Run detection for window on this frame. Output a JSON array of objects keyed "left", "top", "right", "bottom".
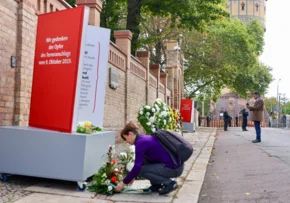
[
  {"left": 256, "top": 3, "right": 259, "bottom": 12},
  {"left": 241, "top": 2, "right": 245, "bottom": 11}
]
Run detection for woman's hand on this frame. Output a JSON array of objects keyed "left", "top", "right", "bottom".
[{"left": 115, "top": 181, "right": 125, "bottom": 192}]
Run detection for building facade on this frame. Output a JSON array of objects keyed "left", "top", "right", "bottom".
[{"left": 228, "top": 0, "right": 267, "bottom": 29}]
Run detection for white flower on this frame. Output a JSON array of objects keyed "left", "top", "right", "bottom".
[
  {"left": 78, "top": 121, "right": 85, "bottom": 126},
  {"left": 145, "top": 105, "right": 151, "bottom": 109},
  {"left": 161, "top": 111, "right": 167, "bottom": 117},
  {"left": 126, "top": 162, "right": 134, "bottom": 172},
  {"left": 155, "top": 98, "right": 162, "bottom": 104},
  {"left": 120, "top": 152, "right": 127, "bottom": 159},
  {"left": 164, "top": 120, "right": 167, "bottom": 125},
  {"left": 152, "top": 128, "right": 156, "bottom": 132},
  {"left": 146, "top": 122, "right": 152, "bottom": 126},
  {"left": 152, "top": 108, "right": 156, "bottom": 112},
  {"left": 169, "top": 117, "right": 172, "bottom": 121},
  {"left": 149, "top": 117, "right": 155, "bottom": 123},
  {"left": 139, "top": 111, "right": 143, "bottom": 115},
  {"left": 108, "top": 186, "right": 113, "bottom": 191},
  {"left": 114, "top": 168, "right": 119, "bottom": 172},
  {"left": 155, "top": 104, "right": 160, "bottom": 112},
  {"left": 102, "top": 173, "right": 107, "bottom": 178},
  {"left": 105, "top": 179, "right": 110, "bottom": 185},
  {"left": 146, "top": 112, "right": 150, "bottom": 116},
  {"left": 129, "top": 145, "right": 135, "bottom": 153}
]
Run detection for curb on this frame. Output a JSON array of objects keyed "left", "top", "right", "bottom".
[{"left": 172, "top": 129, "right": 217, "bottom": 203}]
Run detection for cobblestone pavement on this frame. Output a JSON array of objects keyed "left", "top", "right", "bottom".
[{"left": 0, "top": 176, "right": 39, "bottom": 203}]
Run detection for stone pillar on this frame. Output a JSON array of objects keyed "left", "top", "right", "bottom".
[
  {"left": 76, "top": 0, "right": 102, "bottom": 27},
  {"left": 14, "top": 0, "right": 38, "bottom": 126},
  {"left": 166, "top": 67, "right": 175, "bottom": 108},
  {"left": 150, "top": 64, "right": 160, "bottom": 99},
  {"left": 136, "top": 51, "right": 150, "bottom": 104},
  {"left": 160, "top": 72, "right": 167, "bottom": 103},
  {"left": 114, "top": 30, "right": 132, "bottom": 123}
]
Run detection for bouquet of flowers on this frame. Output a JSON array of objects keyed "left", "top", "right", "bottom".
[
  {"left": 88, "top": 145, "right": 123, "bottom": 195},
  {"left": 76, "top": 121, "right": 102, "bottom": 134},
  {"left": 169, "top": 107, "right": 182, "bottom": 132},
  {"left": 117, "top": 146, "right": 135, "bottom": 177},
  {"left": 137, "top": 98, "right": 181, "bottom": 134}
]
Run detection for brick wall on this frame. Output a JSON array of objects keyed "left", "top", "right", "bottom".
[
  {"left": 0, "top": 0, "right": 18, "bottom": 126},
  {"left": 14, "top": 1, "right": 38, "bottom": 126},
  {"left": 103, "top": 64, "right": 126, "bottom": 129},
  {"left": 128, "top": 74, "right": 146, "bottom": 123},
  {"left": 148, "top": 85, "right": 157, "bottom": 104}
]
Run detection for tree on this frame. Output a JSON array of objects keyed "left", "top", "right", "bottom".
[
  {"left": 100, "top": 0, "right": 127, "bottom": 41},
  {"left": 126, "top": 0, "right": 229, "bottom": 54},
  {"left": 264, "top": 97, "right": 277, "bottom": 118},
  {"left": 195, "top": 95, "right": 212, "bottom": 117},
  {"left": 65, "top": 0, "right": 75, "bottom": 7},
  {"left": 282, "top": 102, "right": 290, "bottom": 115},
  {"left": 183, "top": 18, "right": 273, "bottom": 99},
  {"left": 138, "top": 14, "right": 182, "bottom": 65}
]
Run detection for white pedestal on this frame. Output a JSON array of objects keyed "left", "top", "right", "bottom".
[
  {"left": 0, "top": 126, "right": 114, "bottom": 183},
  {"left": 182, "top": 122, "right": 195, "bottom": 132}
]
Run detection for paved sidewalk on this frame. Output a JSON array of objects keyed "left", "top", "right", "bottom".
[
  {"left": 0, "top": 128, "right": 216, "bottom": 203},
  {"left": 199, "top": 128, "right": 290, "bottom": 203}
]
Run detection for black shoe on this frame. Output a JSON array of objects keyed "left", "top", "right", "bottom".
[
  {"left": 143, "top": 184, "right": 162, "bottom": 192},
  {"left": 252, "top": 140, "right": 261, "bottom": 143},
  {"left": 159, "top": 181, "right": 178, "bottom": 195},
  {"left": 245, "top": 129, "right": 248, "bottom": 131}
]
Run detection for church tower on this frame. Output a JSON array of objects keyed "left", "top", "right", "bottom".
[{"left": 228, "top": 0, "right": 267, "bottom": 30}]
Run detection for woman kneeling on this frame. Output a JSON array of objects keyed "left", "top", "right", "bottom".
[{"left": 115, "top": 122, "right": 184, "bottom": 195}]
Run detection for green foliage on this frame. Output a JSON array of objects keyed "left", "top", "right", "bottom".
[
  {"left": 126, "top": 0, "right": 229, "bottom": 54},
  {"left": 100, "top": 0, "right": 127, "bottom": 41},
  {"left": 65, "top": 0, "right": 75, "bottom": 7},
  {"left": 195, "top": 95, "right": 212, "bottom": 116},
  {"left": 183, "top": 18, "right": 273, "bottom": 99},
  {"left": 282, "top": 102, "right": 290, "bottom": 115},
  {"left": 264, "top": 97, "right": 277, "bottom": 118}
]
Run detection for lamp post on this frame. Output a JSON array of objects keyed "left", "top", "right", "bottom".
[
  {"left": 277, "top": 79, "right": 281, "bottom": 127},
  {"left": 277, "top": 79, "right": 281, "bottom": 119}
]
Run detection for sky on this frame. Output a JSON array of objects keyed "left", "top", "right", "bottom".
[{"left": 259, "top": 0, "right": 290, "bottom": 99}]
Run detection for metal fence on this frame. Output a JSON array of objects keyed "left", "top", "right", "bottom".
[
  {"left": 269, "top": 119, "right": 290, "bottom": 129},
  {"left": 201, "top": 119, "right": 290, "bottom": 129}
]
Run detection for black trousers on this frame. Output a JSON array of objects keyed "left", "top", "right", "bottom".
[
  {"left": 242, "top": 118, "right": 247, "bottom": 130},
  {"left": 224, "top": 120, "right": 228, "bottom": 131}
]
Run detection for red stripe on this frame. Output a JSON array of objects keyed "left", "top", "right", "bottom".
[{"left": 93, "top": 42, "right": 101, "bottom": 113}]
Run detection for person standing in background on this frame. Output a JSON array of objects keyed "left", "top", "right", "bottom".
[
  {"left": 241, "top": 107, "right": 248, "bottom": 131},
  {"left": 223, "top": 109, "right": 230, "bottom": 131},
  {"left": 235, "top": 114, "right": 239, "bottom": 127},
  {"left": 247, "top": 92, "right": 264, "bottom": 143}
]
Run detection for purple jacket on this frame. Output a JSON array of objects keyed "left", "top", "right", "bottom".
[{"left": 123, "top": 135, "right": 176, "bottom": 184}]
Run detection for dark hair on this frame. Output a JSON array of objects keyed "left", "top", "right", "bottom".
[
  {"left": 120, "top": 122, "right": 139, "bottom": 140},
  {"left": 254, "top": 92, "right": 260, "bottom": 96}
]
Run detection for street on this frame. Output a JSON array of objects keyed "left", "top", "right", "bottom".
[{"left": 199, "top": 127, "right": 290, "bottom": 203}]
